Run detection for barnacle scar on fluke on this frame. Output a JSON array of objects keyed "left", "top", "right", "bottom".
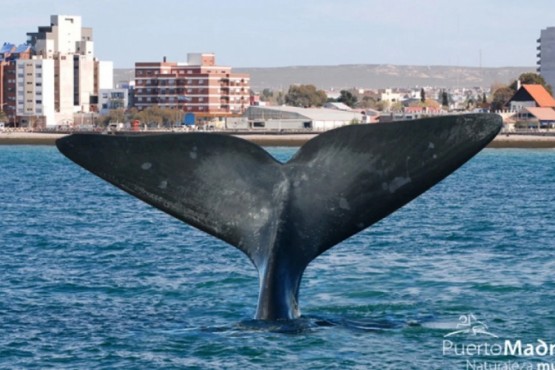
[{"left": 56, "top": 114, "right": 502, "bottom": 320}]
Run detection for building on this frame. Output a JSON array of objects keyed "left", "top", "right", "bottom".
[
  {"left": 0, "top": 43, "right": 32, "bottom": 125},
  {"left": 323, "top": 102, "right": 352, "bottom": 111},
  {"left": 505, "top": 84, "right": 555, "bottom": 131},
  {"left": 513, "top": 107, "right": 555, "bottom": 129},
  {"left": 380, "top": 89, "right": 403, "bottom": 104},
  {"left": 16, "top": 58, "right": 55, "bottom": 127},
  {"left": 26, "top": 15, "right": 114, "bottom": 119},
  {"left": 237, "top": 105, "right": 364, "bottom": 130},
  {"left": 98, "top": 88, "right": 129, "bottom": 115},
  {"left": 134, "top": 53, "right": 250, "bottom": 119},
  {"left": 538, "top": 27, "right": 555, "bottom": 90},
  {"left": 1, "top": 15, "right": 113, "bottom": 128},
  {"left": 508, "top": 84, "right": 555, "bottom": 111}
]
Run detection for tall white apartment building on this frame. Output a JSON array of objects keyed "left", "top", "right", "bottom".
[
  {"left": 16, "top": 15, "right": 113, "bottom": 127},
  {"left": 538, "top": 27, "right": 555, "bottom": 90}
]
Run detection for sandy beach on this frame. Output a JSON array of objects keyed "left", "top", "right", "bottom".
[{"left": 1, "top": 131, "right": 555, "bottom": 148}]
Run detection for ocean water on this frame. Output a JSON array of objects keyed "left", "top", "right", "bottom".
[{"left": 0, "top": 145, "right": 554, "bottom": 369}]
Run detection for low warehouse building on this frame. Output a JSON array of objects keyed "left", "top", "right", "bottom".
[{"left": 234, "top": 106, "right": 365, "bottom": 131}]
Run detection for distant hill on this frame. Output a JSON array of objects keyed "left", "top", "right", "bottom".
[{"left": 114, "top": 64, "right": 535, "bottom": 91}]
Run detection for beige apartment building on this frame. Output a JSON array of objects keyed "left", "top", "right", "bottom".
[
  {"left": 15, "top": 58, "right": 55, "bottom": 126},
  {"left": 134, "top": 53, "right": 250, "bottom": 118}
]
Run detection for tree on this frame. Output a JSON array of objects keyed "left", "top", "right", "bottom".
[
  {"left": 509, "top": 72, "right": 552, "bottom": 94},
  {"left": 491, "top": 86, "right": 514, "bottom": 111},
  {"left": 375, "top": 100, "right": 389, "bottom": 112},
  {"left": 98, "top": 108, "right": 126, "bottom": 127},
  {"left": 420, "top": 88, "right": 426, "bottom": 103},
  {"left": 337, "top": 90, "right": 358, "bottom": 108},
  {"left": 390, "top": 101, "right": 404, "bottom": 112},
  {"left": 284, "top": 84, "right": 327, "bottom": 107},
  {"left": 0, "top": 111, "right": 7, "bottom": 122},
  {"left": 260, "top": 88, "right": 274, "bottom": 102},
  {"left": 441, "top": 90, "right": 449, "bottom": 108},
  {"left": 358, "top": 95, "right": 378, "bottom": 109}
]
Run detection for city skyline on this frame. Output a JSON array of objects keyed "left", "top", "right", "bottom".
[{"left": 1, "top": 0, "right": 555, "bottom": 69}]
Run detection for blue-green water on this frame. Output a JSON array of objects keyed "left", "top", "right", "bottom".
[{"left": 0, "top": 146, "right": 554, "bottom": 369}]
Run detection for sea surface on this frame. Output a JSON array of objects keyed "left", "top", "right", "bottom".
[{"left": 0, "top": 145, "right": 554, "bottom": 369}]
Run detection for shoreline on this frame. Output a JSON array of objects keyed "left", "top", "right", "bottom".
[{"left": 1, "top": 131, "right": 555, "bottom": 148}]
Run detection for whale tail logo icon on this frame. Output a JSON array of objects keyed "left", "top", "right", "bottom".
[{"left": 444, "top": 314, "right": 499, "bottom": 338}]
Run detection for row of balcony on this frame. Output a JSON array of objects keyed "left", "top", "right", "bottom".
[
  {"left": 135, "top": 89, "right": 248, "bottom": 95},
  {"left": 134, "top": 79, "right": 249, "bottom": 87}
]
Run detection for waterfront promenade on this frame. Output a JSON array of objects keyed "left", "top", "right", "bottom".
[{"left": 1, "top": 130, "right": 555, "bottom": 148}]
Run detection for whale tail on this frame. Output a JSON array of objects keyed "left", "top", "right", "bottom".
[{"left": 56, "top": 113, "right": 502, "bottom": 320}]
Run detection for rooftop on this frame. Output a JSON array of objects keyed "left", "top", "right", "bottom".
[{"left": 521, "top": 84, "right": 555, "bottom": 107}]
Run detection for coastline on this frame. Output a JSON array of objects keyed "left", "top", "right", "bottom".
[{"left": 1, "top": 131, "right": 555, "bottom": 148}]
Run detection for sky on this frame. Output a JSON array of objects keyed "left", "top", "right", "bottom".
[{"left": 1, "top": 0, "right": 554, "bottom": 69}]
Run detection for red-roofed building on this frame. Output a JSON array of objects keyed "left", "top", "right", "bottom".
[
  {"left": 515, "top": 107, "right": 555, "bottom": 129},
  {"left": 508, "top": 84, "right": 555, "bottom": 111}
]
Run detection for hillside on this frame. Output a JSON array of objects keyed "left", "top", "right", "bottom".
[{"left": 114, "top": 64, "right": 534, "bottom": 91}]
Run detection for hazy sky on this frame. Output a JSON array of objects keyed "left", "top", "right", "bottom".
[{"left": 1, "top": 0, "right": 554, "bottom": 68}]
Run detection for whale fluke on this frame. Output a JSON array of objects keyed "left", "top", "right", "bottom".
[{"left": 56, "top": 114, "right": 502, "bottom": 320}]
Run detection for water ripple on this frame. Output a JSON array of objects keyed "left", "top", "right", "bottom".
[{"left": 0, "top": 146, "right": 554, "bottom": 368}]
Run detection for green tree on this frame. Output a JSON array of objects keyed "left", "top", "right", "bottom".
[
  {"left": 99, "top": 108, "right": 126, "bottom": 127},
  {"left": 491, "top": 86, "right": 514, "bottom": 111},
  {"left": 284, "top": 84, "right": 327, "bottom": 107},
  {"left": 260, "top": 88, "right": 274, "bottom": 101},
  {"left": 420, "top": 88, "right": 426, "bottom": 103},
  {"left": 337, "top": 90, "right": 358, "bottom": 108},
  {"left": 275, "top": 91, "right": 285, "bottom": 105},
  {"left": 441, "top": 90, "right": 449, "bottom": 108},
  {"left": 358, "top": 95, "right": 378, "bottom": 109},
  {"left": 391, "top": 101, "right": 404, "bottom": 112},
  {"left": 509, "top": 72, "right": 553, "bottom": 94},
  {"left": 375, "top": 100, "right": 389, "bottom": 112}
]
